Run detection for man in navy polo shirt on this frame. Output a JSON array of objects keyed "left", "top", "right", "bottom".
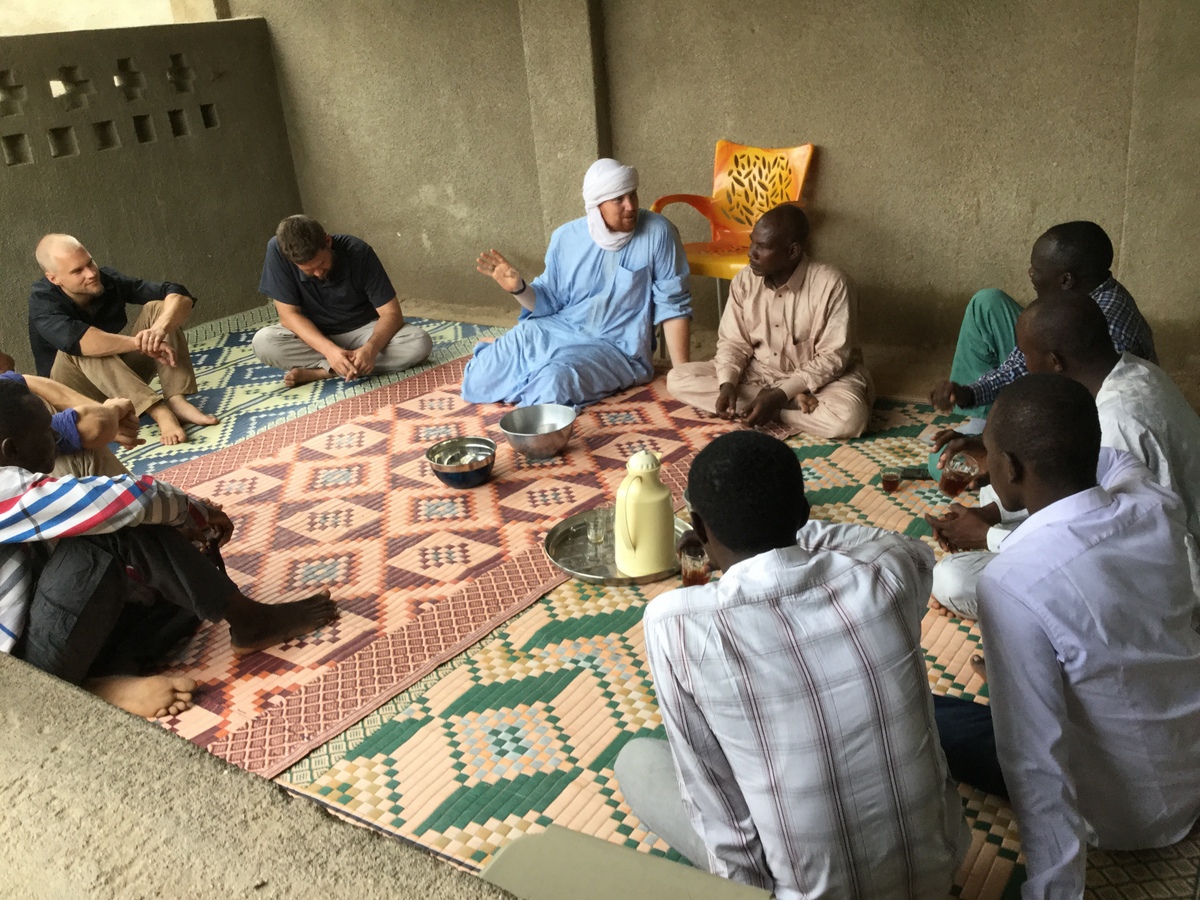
[
  {"left": 27, "top": 234, "right": 218, "bottom": 447},
  {"left": 252, "top": 216, "right": 432, "bottom": 387}
]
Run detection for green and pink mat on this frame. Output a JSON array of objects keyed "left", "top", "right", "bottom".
[{"left": 129, "top": 312, "right": 1199, "bottom": 899}]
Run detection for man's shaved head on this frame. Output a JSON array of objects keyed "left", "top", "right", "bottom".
[
  {"left": 1039, "top": 221, "right": 1114, "bottom": 277},
  {"left": 1018, "top": 293, "right": 1116, "bottom": 370},
  {"left": 756, "top": 203, "right": 810, "bottom": 246},
  {"left": 988, "top": 373, "right": 1101, "bottom": 491},
  {"left": 35, "top": 233, "right": 85, "bottom": 274}
]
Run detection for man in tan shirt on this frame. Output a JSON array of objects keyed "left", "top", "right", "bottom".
[{"left": 667, "top": 204, "right": 873, "bottom": 439}]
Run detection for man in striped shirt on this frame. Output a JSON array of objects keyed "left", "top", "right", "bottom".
[
  {"left": 928, "top": 220, "right": 1156, "bottom": 418},
  {"left": 0, "top": 379, "right": 337, "bottom": 718},
  {"left": 616, "top": 431, "right": 966, "bottom": 899}
]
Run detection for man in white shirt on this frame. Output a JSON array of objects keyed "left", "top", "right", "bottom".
[
  {"left": 615, "top": 430, "right": 966, "bottom": 899},
  {"left": 927, "top": 292, "right": 1200, "bottom": 618},
  {"left": 936, "top": 374, "right": 1200, "bottom": 898}
]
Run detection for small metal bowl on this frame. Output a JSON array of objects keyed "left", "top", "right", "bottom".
[
  {"left": 425, "top": 437, "right": 497, "bottom": 489},
  {"left": 498, "top": 404, "right": 576, "bottom": 459}
]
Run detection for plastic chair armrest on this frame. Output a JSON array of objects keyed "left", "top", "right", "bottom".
[{"left": 650, "top": 194, "right": 719, "bottom": 240}]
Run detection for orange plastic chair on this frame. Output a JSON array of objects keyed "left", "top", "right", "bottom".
[{"left": 651, "top": 140, "right": 814, "bottom": 316}]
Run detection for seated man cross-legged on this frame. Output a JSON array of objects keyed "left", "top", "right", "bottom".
[
  {"left": 667, "top": 203, "right": 873, "bottom": 438},
  {"left": 253, "top": 215, "right": 433, "bottom": 387},
  {"left": 934, "top": 375, "right": 1200, "bottom": 898},
  {"left": 28, "top": 234, "right": 219, "bottom": 446},
  {"left": 928, "top": 219, "right": 1156, "bottom": 420},
  {"left": 462, "top": 157, "right": 692, "bottom": 407},
  {"left": 616, "top": 430, "right": 967, "bottom": 899},
  {"left": 0, "top": 380, "right": 338, "bottom": 719}
]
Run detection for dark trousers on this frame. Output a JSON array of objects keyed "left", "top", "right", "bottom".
[
  {"left": 933, "top": 694, "right": 1009, "bottom": 799},
  {"left": 16, "top": 525, "right": 236, "bottom": 685}
]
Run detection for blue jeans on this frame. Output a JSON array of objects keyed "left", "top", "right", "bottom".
[{"left": 933, "top": 694, "right": 1008, "bottom": 799}]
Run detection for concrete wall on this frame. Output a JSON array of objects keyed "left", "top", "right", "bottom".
[
  {"left": 227, "top": 0, "right": 550, "bottom": 320},
  {"left": 0, "top": 19, "right": 301, "bottom": 373}
]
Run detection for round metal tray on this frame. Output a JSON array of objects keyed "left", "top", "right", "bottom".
[{"left": 544, "top": 507, "right": 688, "bottom": 585}]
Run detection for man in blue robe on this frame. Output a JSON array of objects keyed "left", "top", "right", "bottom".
[{"left": 462, "top": 158, "right": 692, "bottom": 407}]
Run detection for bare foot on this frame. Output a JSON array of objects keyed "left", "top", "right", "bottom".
[
  {"left": 228, "top": 589, "right": 339, "bottom": 656},
  {"left": 167, "top": 395, "right": 220, "bottom": 426},
  {"left": 147, "top": 402, "right": 187, "bottom": 446},
  {"left": 930, "top": 599, "right": 954, "bottom": 618},
  {"left": 283, "top": 367, "right": 336, "bottom": 388},
  {"left": 85, "top": 674, "right": 197, "bottom": 718},
  {"left": 969, "top": 653, "right": 987, "bottom": 680}
]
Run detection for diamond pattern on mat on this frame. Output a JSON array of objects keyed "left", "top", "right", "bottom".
[{"left": 152, "top": 364, "right": 781, "bottom": 777}]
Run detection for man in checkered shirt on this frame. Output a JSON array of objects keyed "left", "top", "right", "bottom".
[
  {"left": 616, "top": 431, "right": 967, "bottom": 899},
  {"left": 929, "top": 221, "right": 1156, "bottom": 418}
]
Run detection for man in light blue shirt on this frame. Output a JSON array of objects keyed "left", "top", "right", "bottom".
[
  {"left": 937, "top": 374, "right": 1200, "bottom": 898},
  {"left": 463, "top": 158, "right": 692, "bottom": 407}
]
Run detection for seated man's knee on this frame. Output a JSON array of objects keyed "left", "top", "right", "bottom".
[
  {"left": 966, "top": 288, "right": 1018, "bottom": 317},
  {"left": 931, "top": 557, "right": 982, "bottom": 619},
  {"left": 251, "top": 326, "right": 287, "bottom": 366}
]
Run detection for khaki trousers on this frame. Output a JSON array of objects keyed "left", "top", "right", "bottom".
[
  {"left": 50, "top": 301, "right": 197, "bottom": 415},
  {"left": 666, "top": 360, "right": 874, "bottom": 440}
]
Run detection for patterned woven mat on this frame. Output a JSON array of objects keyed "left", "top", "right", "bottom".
[
  {"left": 289, "top": 399, "right": 1200, "bottom": 899},
  {"left": 117, "top": 307, "right": 507, "bottom": 475},
  {"left": 150, "top": 361, "right": 782, "bottom": 777}
]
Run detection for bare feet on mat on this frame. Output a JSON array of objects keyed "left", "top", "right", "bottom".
[
  {"left": 85, "top": 674, "right": 197, "bottom": 718},
  {"left": 283, "top": 367, "right": 336, "bottom": 388},
  {"left": 167, "top": 395, "right": 220, "bottom": 426},
  {"left": 147, "top": 402, "right": 188, "bottom": 446},
  {"left": 227, "top": 588, "right": 339, "bottom": 656},
  {"left": 930, "top": 599, "right": 955, "bottom": 618}
]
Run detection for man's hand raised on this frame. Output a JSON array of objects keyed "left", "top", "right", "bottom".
[
  {"left": 476, "top": 249, "right": 523, "bottom": 293},
  {"left": 744, "top": 387, "right": 788, "bottom": 428}
]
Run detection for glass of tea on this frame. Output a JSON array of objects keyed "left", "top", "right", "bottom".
[
  {"left": 679, "top": 546, "right": 711, "bottom": 587},
  {"left": 880, "top": 466, "right": 902, "bottom": 493},
  {"left": 940, "top": 453, "right": 980, "bottom": 497}
]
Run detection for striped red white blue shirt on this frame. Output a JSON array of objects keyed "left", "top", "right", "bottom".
[{"left": 0, "top": 466, "right": 203, "bottom": 652}]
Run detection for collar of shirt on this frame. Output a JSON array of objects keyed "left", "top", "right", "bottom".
[
  {"left": 1088, "top": 276, "right": 1117, "bottom": 300},
  {"left": 999, "top": 485, "right": 1114, "bottom": 555},
  {"left": 297, "top": 249, "right": 347, "bottom": 286},
  {"left": 769, "top": 255, "right": 810, "bottom": 296}
]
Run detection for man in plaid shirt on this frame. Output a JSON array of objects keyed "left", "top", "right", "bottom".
[
  {"left": 929, "top": 221, "right": 1155, "bottom": 417},
  {"left": 0, "top": 379, "right": 337, "bottom": 719},
  {"left": 616, "top": 431, "right": 967, "bottom": 899}
]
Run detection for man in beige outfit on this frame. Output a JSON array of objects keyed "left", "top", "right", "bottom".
[
  {"left": 28, "top": 234, "right": 218, "bottom": 446},
  {"left": 667, "top": 204, "right": 872, "bottom": 439}
]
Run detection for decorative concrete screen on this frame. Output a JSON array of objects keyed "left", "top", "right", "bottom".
[{"left": 0, "top": 19, "right": 302, "bottom": 370}]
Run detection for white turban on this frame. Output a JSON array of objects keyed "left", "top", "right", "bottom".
[{"left": 582, "top": 158, "right": 639, "bottom": 251}]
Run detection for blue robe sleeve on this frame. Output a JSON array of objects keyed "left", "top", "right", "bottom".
[
  {"left": 523, "top": 229, "right": 569, "bottom": 321},
  {"left": 649, "top": 219, "right": 692, "bottom": 326}
]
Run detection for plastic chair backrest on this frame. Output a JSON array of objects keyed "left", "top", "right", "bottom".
[{"left": 709, "top": 140, "right": 814, "bottom": 243}]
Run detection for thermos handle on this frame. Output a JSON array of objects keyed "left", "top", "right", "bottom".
[{"left": 622, "top": 474, "right": 642, "bottom": 550}]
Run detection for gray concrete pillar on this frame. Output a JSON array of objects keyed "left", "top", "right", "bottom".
[{"left": 518, "top": 0, "right": 611, "bottom": 240}]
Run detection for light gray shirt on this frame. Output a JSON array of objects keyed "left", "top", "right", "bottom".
[
  {"left": 644, "top": 521, "right": 966, "bottom": 900},
  {"left": 979, "top": 473, "right": 1200, "bottom": 898}
]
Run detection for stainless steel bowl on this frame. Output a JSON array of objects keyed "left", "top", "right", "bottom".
[
  {"left": 425, "top": 437, "right": 497, "bottom": 488},
  {"left": 498, "top": 404, "right": 576, "bottom": 459}
]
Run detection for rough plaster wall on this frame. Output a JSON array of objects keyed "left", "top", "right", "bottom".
[
  {"left": 0, "top": 1, "right": 176, "bottom": 36},
  {"left": 603, "top": 0, "right": 1142, "bottom": 337},
  {"left": 227, "top": 0, "right": 548, "bottom": 315},
  {"left": 1119, "top": 3, "right": 1200, "bottom": 397},
  {"left": 0, "top": 20, "right": 303, "bottom": 373}
]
